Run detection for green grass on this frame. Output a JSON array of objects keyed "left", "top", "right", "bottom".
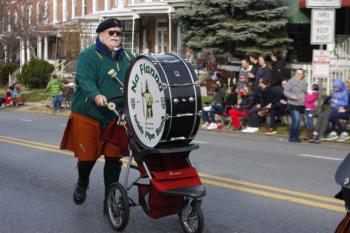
[{"left": 21, "top": 89, "right": 50, "bottom": 102}]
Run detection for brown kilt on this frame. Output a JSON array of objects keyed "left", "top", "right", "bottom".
[
  {"left": 60, "top": 112, "right": 123, "bottom": 161},
  {"left": 335, "top": 213, "right": 350, "bottom": 233}
]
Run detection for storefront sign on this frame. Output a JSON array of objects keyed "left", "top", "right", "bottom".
[{"left": 306, "top": 0, "right": 341, "bottom": 8}]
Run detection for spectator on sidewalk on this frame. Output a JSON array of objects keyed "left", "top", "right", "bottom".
[
  {"left": 201, "top": 81, "right": 225, "bottom": 130},
  {"left": 322, "top": 80, "right": 350, "bottom": 142},
  {"left": 237, "top": 59, "right": 252, "bottom": 93},
  {"left": 229, "top": 83, "right": 256, "bottom": 130},
  {"left": 242, "top": 77, "right": 274, "bottom": 133},
  {"left": 284, "top": 68, "right": 307, "bottom": 142},
  {"left": 253, "top": 56, "right": 271, "bottom": 92},
  {"left": 248, "top": 53, "right": 260, "bottom": 84},
  {"left": 45, "top": 75, "right": 64, "bottom": 113},
  {"left": 265, "top": 79, "right": 288, "bottom": 135},
  {"left": 304, "top": 83, "right": 320, "bottom": 140},
  {"left": 270, "top": 51, "right": 286, "bottom": 87},
  {"left": 310, "top": 79, "right": 348, "bottom": 143}
]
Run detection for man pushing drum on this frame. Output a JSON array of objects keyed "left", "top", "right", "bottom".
[{"left": 60, "top": 18, "right": 134, "bottom": 213}]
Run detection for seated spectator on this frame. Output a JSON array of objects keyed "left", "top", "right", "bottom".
[
  {"left": 242, "top": 77, "right": 275, "bottom": 133},
  {"left": 326, "top": 106, "right": 350, "bottom": 142},
  {"left": 201, "top": 81, "right": 225, "bottom": 130},
  {"left": 310, "top": 79, "right": 349, "bottom": 143},
  {"left": 265, "top": 79, "right": 288, "bottom": 135},
  {"left": 5, "top": 91, "right": 12, "bottom": 106},
  {"left": 324, "top": 80, "right": 350, "bottom": 142},
  {"left": 223, "top": 86, "right": 238, "bottom": 110},
  {"left": 304, "top": 83, "right": 320, "bottom": 140},
  {"left": 229, "top": 83, "right": 256, "bottom": 130}
]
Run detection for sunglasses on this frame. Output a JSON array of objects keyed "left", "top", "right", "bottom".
[{"left": 107, "top": 30, "right": 122, "bottom": 37}]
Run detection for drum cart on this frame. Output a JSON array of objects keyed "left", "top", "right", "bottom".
[{"left": 105, "top": 131, "right": 206, "bottom": 233}]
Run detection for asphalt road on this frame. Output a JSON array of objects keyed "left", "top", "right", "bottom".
[{"left": 0, "top": 110, "right": 348, "bottom": 233}]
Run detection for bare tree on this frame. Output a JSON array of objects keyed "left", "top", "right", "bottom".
[{"left": 0, "top": 0, "right": 47, "bottom": 63}]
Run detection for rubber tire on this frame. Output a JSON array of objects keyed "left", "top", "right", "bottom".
[
  {"left": 106, "top": 182, "right": 130, "bottom": 231},
  {"left": 179, "top": 201, "right": 204, "bottom": 233}
]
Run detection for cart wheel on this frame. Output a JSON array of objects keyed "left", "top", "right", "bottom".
[
  {"left": 179, "top": 201, "right": 204, "bottom": 233},
  {"left": 106, "top": 182, "right": 129, "bottom": 231}
]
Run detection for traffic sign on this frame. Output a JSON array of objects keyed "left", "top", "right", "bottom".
[
  {"left": 306, "top": 0, "right": 341, "bottom": 8},
  {"left": 312, "top": 49, "right": 331, "bottom": 79},
  {"left": 311, "top": 9, "right": 335, "bottom": 45}
]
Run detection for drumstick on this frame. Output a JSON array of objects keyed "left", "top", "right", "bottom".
[{"left": 106, "top": 102, "right": 119, "bottom": 117}]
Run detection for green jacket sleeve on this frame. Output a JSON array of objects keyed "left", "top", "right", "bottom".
[{"left": 76, "top": 52, "right": 101, "bottom": 101}]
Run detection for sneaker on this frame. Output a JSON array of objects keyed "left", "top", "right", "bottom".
[
  {"left": 246, "top": 127, "right": 259, "bottom": 133},
  {"left": 73, "top": 183, "right": 88, "bottom": 205},
  {"left": 241, "top": 127, "right": 251, "bottom": 133},
  {"left": 337, "top": 132, "right": 350, "bottom": 142},
  {"left": 266, "top": 128, "right": 277, "bottom": 135},
  {"left": 207, "top": 123, "right": 217, "bottom": 130},
  {"left": 324, "top": 131, "right": 339, "bottom": 141},
  {"left": 201, "top": 122, "right": 210, "bottom": 128},
  {"left": 309, "top": 135, "right": 321, "bottom": 143}
]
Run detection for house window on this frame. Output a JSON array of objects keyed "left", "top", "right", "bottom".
[
  {"left": 155, "top": 20, "right": 168, "bottom": 53},
  {"left": 82, "top": 0, "right": 88, "bottom": 15}
]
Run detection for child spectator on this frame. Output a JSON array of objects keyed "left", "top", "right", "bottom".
[
  {"left": 304, "top": 83, "right": 320, "bottom": 140},
  {"left": 5, "top": 91, "right": 12, "bottom": 106},
  {"left": 45, "top": 75, "right": 64, "bottom": 113}
]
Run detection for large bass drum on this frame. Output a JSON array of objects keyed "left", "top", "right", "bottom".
[{"left": 125, "top": 54, "right": 201, "bottom": 148}]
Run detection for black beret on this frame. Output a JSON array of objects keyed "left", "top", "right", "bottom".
[{"left": 96, "top": 18, "right": 122, "bottom": 33}]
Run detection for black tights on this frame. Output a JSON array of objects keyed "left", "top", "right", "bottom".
[{"left": 77, "top": 157, "right": 122, "bottom": 199}]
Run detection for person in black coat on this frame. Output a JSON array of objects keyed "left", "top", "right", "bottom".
[{"left": 270, "top": 51, "right": 286, "bottom": 87}]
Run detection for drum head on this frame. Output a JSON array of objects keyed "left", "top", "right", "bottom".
[{"left": 125, "top": 56, "right": 166, "bottom": 148}]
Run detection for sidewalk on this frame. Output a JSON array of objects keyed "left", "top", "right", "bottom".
[
  {"left": 13, "top": 100, "right": 70, "bottom": 116},
  {"left": 12, "top": 100, "right": 350, "bottom": 145}
]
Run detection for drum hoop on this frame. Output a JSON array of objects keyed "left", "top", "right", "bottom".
[
  {"left": 171, "top": 53, "right": 200, "bottom": 139},
  {"left": 150, "top": 55, "right": 173, "bottom": 140}
]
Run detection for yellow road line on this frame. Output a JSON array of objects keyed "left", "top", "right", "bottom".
[
  {"left": 202, "top": 179, "right": 345, "bottom": 213},
  {"left": 0, "top": 135, "right": 345, "bottom": 213},
  {"left": 0, "top": 135, "right": 59, "bottom": 149},
  {"left": 199, "top": 173, "right": 343, "bottom": 205}
]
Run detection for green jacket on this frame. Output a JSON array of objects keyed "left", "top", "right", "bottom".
[
  {"left": 45, "top": 79, "right": 63, "bottom": 97},
  {"left": 71, "top": 44, "right": 134, "bottom": 128}
]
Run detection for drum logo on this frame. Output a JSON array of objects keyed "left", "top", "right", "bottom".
[
  {"left": 127, "top": 58, "right": 166, "bottom": 148},
  {"left": 174, "top": 70, "right": 181, "bottom": 77},
  {"left": 142, "top": 81, "right": 153, "bottom": 120}
]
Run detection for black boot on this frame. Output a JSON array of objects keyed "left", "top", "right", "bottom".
[
  {"left": 73, "top": 160, "right": 96, "bottom": 205},
  {"left": 103, "top": 157, "right": 122, "bottom": 214}
]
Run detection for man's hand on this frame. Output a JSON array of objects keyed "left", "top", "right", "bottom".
[{"left": 94, "top": 94, "right": 107, "bottom": 107}]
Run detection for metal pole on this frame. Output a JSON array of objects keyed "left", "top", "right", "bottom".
[
  {"left": 132, "top": 14, "right": 135, "bottom": 53},
  {"left": 168, "top": 11, "right": 172, "bottom": 53}
]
